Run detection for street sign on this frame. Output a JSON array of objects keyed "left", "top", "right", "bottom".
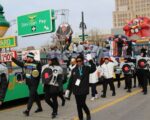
[
  {"left": 79, "top": 34, "right": 88, "bottom": 37},
  {"left": 17, "top": 9, "right": 55, "bottom": 36},
  {"left": 0, "top": 36, "right": 17, "bottom": 48},
  {"left": 79, "top": 34, "right": 88, "bottom": 40}
]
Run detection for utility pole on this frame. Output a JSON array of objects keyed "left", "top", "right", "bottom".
[
  {"left": 81, "top": 12, "right": 85, "bottom": 42},
  {"left": 79, "top": 11, "right": 86, "bottom": 42}
]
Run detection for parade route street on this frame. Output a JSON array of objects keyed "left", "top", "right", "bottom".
[{"left": 0, "top": 81, "right": 150, "bottom": 120}]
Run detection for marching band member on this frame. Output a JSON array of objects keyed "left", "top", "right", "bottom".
[
  {"left": 136, "top": 52, "right": 150, "bottom": 95},
  {"left": 12, "top": 52, "right": 42, "bottom": 116},
  {"left": 89, "top": 68, "right": 99, "bottom": 101},
  {"left": 120, "top": 57, "right": 135, "bottom": 92},
  {"left": 42, "top": 56, "right": 63, "bottom": 119},
  {"left": 114, "top": 58, "right": 122, "bottom": 88},
  {"left": 101, "top": 56, "right": 118, "bottom": 98}
]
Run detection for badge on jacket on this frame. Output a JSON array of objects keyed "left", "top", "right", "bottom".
[{"left": 75, "top": 79, "right": 81, "bottom": 86}]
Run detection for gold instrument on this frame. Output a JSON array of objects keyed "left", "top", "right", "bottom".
[{"left": 32, "top": 70, "right": 39, "bottom": 78}]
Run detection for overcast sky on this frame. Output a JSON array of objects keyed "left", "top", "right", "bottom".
[{"left": 0, "top": 0, "right": 115, "bottom": 49}]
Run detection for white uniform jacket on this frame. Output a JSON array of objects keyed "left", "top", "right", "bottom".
[{"left": 101, "top": 58, "right": 118, "bottom": 79}]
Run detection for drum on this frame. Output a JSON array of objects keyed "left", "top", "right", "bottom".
[
  {"left": 122, "top": 64, "right": 131, "bottom": 74},
  {"left": 138, "top": 59, "right": 147, "bottom": 69},
  {"left": 41, "top": 68, "right": 53, "bottom": 84}
]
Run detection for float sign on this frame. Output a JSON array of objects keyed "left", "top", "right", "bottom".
[
  {"left": 0, "top": 51, "right": 17, "bottom": 62},
  {"left": 0, "top": 36, "right": 17, "bottom": 48}
]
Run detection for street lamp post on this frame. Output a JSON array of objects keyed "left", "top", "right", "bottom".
[
  {"left": 79, "top": 11, "right": 86, "bottom": 42},
  {"left": 81, "top": 12, "right": 85, "bottom": 42}
]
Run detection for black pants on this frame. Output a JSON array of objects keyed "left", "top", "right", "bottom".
[
  {"left": 136, "top": 69, "right": 143, "bottom": 87},
  {"left": 118, "top": 47, "right": 122, "bottom": 57},
  {"left": 124, "top": 78, "right": 127, "bottom": 88},
  {"left": 90, "top": 83, "right": 98, "bottom": 97},
  {"left": 68, "top": 90, "right": 72, "bottom": 99},
  {"left": 133, "top": 71, "right": 137, "bottom": 87},
  {"left": 140, "top": 70, "right": 149, "bottom": 93},
  {"left": 58, "top": 91, "right": 65, "bottom": 102},
  {"left": 147, "top": 71, "right": 150, "bottom": 85},
  {"left": 27, "top": 85, "right": 42, "bottom": 111},
  {"left": 102, "top": 78, "right": 115, "bottom": 96},
  {"left": 115, "top": 74, "right": 121, "bottom": 88},
  {"left": 124, "top": 74, "right": 132, "bottom": 91},
  {"left": 44, "top": 85, "right": 58, "bottom": 114},
  {"left": 75, "top": 94, "right": 90, "bottom": 120}
]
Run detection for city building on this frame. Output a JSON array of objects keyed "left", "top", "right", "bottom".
[{"left": 113, "top": 0, "right": 150, "bottom": 29}]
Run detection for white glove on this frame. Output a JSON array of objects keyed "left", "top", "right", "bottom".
[
  {"left": 65, "top": 90, "right": 70, "bottom": 98},
  {"left": 86, "top": 54, "right": 92, "bottom": 61},
  {"left": 110, "top": 57, "right": 117, "bottom": 62}
]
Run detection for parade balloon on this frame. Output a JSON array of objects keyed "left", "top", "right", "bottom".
[
  {"left": 56, "top": 23, "right": 73, "bottom": 43},
  {"left": 123, "top": 16, "right": 150, "bottom": 37}
]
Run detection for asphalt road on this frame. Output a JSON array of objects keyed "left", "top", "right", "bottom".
[
  {"left": 91, "top": 90, "right": 150, "bottom": 120},
  {"left": 0, "top": 81, "right": 150, "bottom": 120}
]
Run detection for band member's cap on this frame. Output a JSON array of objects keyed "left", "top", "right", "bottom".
[{"left": 103, "top": 56, "right": 109, "bottom": 59}]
